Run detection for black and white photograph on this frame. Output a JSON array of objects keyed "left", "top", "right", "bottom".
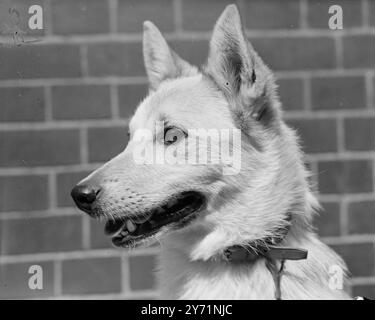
[{"left": 0, "top": 0, "right": 374, "bottom": 306}]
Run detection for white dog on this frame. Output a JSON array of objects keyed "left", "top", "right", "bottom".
[{"left": 72, "top": 4, "right": 350, "bottom": 299}]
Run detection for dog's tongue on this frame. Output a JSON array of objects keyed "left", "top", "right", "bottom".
[{"left": 104, "top": 220, "right": 125, "bottom": 236}]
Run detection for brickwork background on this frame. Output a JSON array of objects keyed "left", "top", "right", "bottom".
[{"left": 0, "top": 0, "right": 375, "bottom": 299}]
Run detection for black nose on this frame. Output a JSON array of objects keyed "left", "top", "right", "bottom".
[{"left": 71, "top": 184, "right": 100, "bottom": 214}]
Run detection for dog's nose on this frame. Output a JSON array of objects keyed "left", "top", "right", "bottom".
[{"left": 71, "top": 184, "right": 100, "bottom": 214}]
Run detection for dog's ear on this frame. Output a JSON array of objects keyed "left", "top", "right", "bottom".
[
  {"left": 206, "top": 5, "right": 278, "bottom": 125},
  {"left": 143, "top": 21, "right": 198, "bottom": 90}
]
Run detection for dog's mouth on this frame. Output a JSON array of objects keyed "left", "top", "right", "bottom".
[{"left": 104, "top": 191, "right": 206, "bottom": 247}]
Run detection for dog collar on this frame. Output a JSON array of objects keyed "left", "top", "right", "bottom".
[
  {"left": 223, "top": 213, "right": 306, "bottom": 263},
  {"left": 222, "top": 215, "right": 308, "bottom": 300},
  {"left": 224, "top": 243, "right": 307, "bottom": 300},
  {"left": 224, "top": 244, "right": 308, "bottom": 263}
]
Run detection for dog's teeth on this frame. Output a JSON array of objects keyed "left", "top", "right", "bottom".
[
  {"left": 110, "top": 221, "right": 126, "bottom": 237},
  {"left": 120, "top": 230, "right": 128, "bottom": 236},
  {"left": 133, "top": 214, "right": 151, "bottom": 224},
  {"left": 128, "top": 212, "right": 153, "bottom": 225},
  {"left": 126, "top": 220, "right": 137, "bottom": 233},
  {"left": 113, "top": 228, "right": 123, "bottom": 237}
]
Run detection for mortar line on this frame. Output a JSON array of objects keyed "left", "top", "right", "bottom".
[
  {"left": 336, "top": 116, "right": 345, "bottom": 153},
  {"left": 299, "top": 0, "right": 308, "bottom": 29},
  {"left": 322, "top": 235, "right": 375, "bottom": 245},
  {"left": 0, "top": 77, "right": 148, "bottom": 87},
  {"left": 173, "top": 0, "right": 183, "bottom": 33},
  {"left": 48, "top": 289, "right": 159, "bottom": 300},
  {"left": 319, "top": 193, "right": 375, "bottom": 202},
  {"left": 306, "top": 152, "right": 375, "bottom": 161},
  {"left": 48, "top": 172, "right": 57, "bottom": 210},
  {"left": 44, "top": 0, "right": 53, "bottom": 36},
  {"left": 79, "top": 45, "right": 89, "bottom": 78},
  {"left": 0, "top": 247, "right": 159, "bottom": 264},
  {"left": 350, "top": 276, "right": 375, "bottom": 285},
  {"left": 362, "top": 0, "right": 370, "bottom": 27},
  {"left": 340, "top": 198, "right": 349, "bottom": 236},
  {"left": 108, "top": 0, "right": 118, "bottom": 33},
  {"left": 365, "top": 71, "right": 374, "bottom": 109},
  {"left": 82, "top": 216, "right": 91, "bottom": 250},
  {"left": 308, "top": 160, "right": 318, "bottom": 188},
  {"left": 0, "top": 69, "right": 371, "bottom": 88},
  {"left": 43, "top": 85, "right": 53, "bottom": 121},
  {"left": 0, "top": 27, "right": 375, "bottom": 45},
  {"left": 4, "top": 108, "right": 375, "bottom": 131},
  {"left": 79, "top": 127, "right": 89, "bottom": 165},
  {"left": 0, "top": 119, "right": 129, "bottom": 130},
  {"left": 303, "top": 74, "right": 312, "bottom": 111},
  {"left": 284, "top": 109, "right": 375, "bottom": 119},
  {"left": 0, "top": 165, "right": 102, "bottom": 177},
  {"left": 121, "top": 254, "right": 131, "bottom": 294},
  {"left": 334, "top": 34, "right": 344, "bottom": 70},
  {"left": 0, "top": 209, "right": 81, "bottom": 220},
  {"left": 53, "top": 260, "right": 62, "bottom": 296},
  {"left": 110, "top": 83, "right": 120, "bottom": 119}
]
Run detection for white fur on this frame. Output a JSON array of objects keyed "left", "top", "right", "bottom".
[{"left": 82, "top": 4, "right": 351, "bottom": 300}]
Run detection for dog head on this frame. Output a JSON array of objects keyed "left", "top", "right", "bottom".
[{"left": 71, "top": 5, "right": 316, "bottom": 260}]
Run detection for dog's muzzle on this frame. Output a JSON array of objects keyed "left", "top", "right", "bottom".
[{"left": 71, "top": 180, "right": 206, "bottom": 248}]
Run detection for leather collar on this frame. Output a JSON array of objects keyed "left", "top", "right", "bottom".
[{"left": 222, "top": 215, "right": 308, "bottom": 299}]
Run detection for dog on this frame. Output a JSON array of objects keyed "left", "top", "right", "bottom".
[{"left": 71, "top": 4, "right": 350, "bottom": 299}]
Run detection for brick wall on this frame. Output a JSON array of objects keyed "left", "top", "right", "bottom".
[{"left": 0, "top": 0, "right": 374, "bottom": 299}]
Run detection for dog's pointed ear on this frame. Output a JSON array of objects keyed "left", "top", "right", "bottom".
[
  {"left": 143, "top": 21, "right": 198, "bottom": 90},
  {"left": 206, "top": 5, "right": 278, "bottom": 124}
]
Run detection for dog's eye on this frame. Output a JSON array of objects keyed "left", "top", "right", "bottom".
[{"left": 164, "top": 127, "right": 186, "bottom": 145}]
